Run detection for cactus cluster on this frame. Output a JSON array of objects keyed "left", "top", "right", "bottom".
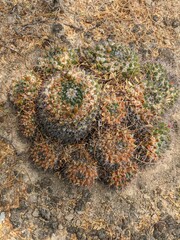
[{"left": 10, "top": 42, "right": 178, "bottom": 189}]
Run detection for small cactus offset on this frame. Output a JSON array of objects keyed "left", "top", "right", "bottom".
[
  {"left": 64, "top": 145, "right": 98, "bottom": 187},
  {"left": 92, "top": 127, "right": 136, "bottom": 167},
  {"left": 102, "top": 161, "right": 138, "bottom": 188},
  {"left": 81, "top": 42, "right": 140, "bottom": 79},
  {"left": 30, "top": 133, "right": 59, "bottom": 170},
  {"left": 101, "top": 84, "right": 126, "bottom": 125},
  {"left": 37, "top": 47, "right": 79, "bottom": 74},
  {"left": 10, "top": 73, "right": 42, "bottom": 138},
  {"left": 143, "top": 63, "right": 178, "bottom": 114},
  {"left": 10, "top": 42, "right": 178, "bottom": 189}
]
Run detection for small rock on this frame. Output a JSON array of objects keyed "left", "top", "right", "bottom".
[
  {"left": 154, "top": 221, "right": 166, "bottom": 231},
  {"left": 172, "top": 20, "right": 179, "bottom": 28},
  {"left": 89, "top": 229, "right": 98, "bottom": 236},
  {"left": 97, "top": 228, "right": 110, "bottom": 240},
  {"left": 67, "top": 226, "right": 77, "bottom": 234},
  {"left": 173, "top": 121, "right": 179, "bottom": 133},
  {"left": 27, "top": 184, "right": 34, "bottom": 194},
  {"left": 153, "top": 15, "right": 159, "bottom": 22},
  {"left": 60, "top": 35, "right": 71, "bottom": 45},
  {"left": 65, "top": 214, "right": 74, "bottom": 221},
  {"left": 138, "top": 235, "right": 147, "bottom": 240},
  {"left": 52, "top": 23, "right": 64, "bottom": 33},
  {"left": 84, "top": 31, "right": 93, "bottom": 39},
  {"left": 145, "top": 0, "right": 152, "bottom": 6},
  {"left": 74, "top": 199, "right": 85, "bottom": 212},
  {"left": 132, "top": 24, "right": 141, "bottom": 33},
  {"left": 163, "top": 17, "right": 172, "bottom": 27},
  {"left": 48, "top": 219, "right": 59, "bottom": 231},
  {"left": 17, "top": 199, "right": 28, "bottom": 211},
  {"left": 0, "top": 212, "right": 5, "bottom": 223},
  {"left": 82, "top": 189, "right": 91, "bottom": 200},
  {"left": 153, "top": 230, "right": 166, "bottom": 240},
  {"left": 38, "top": 177, "right": 52, "bottom": 189},
  {"left": 32, "top": 208, "right": 39, "bottom": 218},
  {"left": 76, "top": 228, "right": 86, "bottom": 239},
  {"left": 176, "top": 163, "right": 180, "bottom": 168},
  {"left": 157, "top": 201, "right": 163, "bottom": 210},
  {"left": 0, "top": 116, "right": 4, "bottom": 123},
  {"left": 39, "top": 208, "right": 51, "bottom": 221},
  {"left": 29, "top": 194, "right": 38, "bottom": 203},
  {"left": 59, "top": 224, "right": 64, "bottom": 230},
  {"left": 164, "top": 215, "right": 177, "bottom": 230},
  {"left": 10, "top": 210, "right": 21, "bottom": 228},
  {"left": 158, "top": 48, "right": 174, "bottom": 64}
]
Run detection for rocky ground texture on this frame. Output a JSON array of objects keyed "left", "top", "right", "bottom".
[{"left": 0, "top": 0, "right": 180, "bottom": 239}]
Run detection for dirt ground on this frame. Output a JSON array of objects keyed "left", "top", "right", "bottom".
[{"left": 0, "top": 1, "right": 180, "bottom": 239}]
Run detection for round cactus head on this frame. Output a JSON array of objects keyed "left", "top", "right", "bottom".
[
  {"left": 30, "top": 133, "right": 59, "bottom": 170},
  {"left": 65, "top": 161, "right": 98, "bottom": 187},
  {"left": 93, "top": 126, "right": 136, "bottom": 168},
  {"left": 37, "top": 47, "right": 79, "bottom": 74},
  {"left": 37, "top": 67, "right": 101, "bottom": 143},
  {"left": 143, "top": 63, "right": 178, "bottom": 113},
  {"left": 104, "top": 161, "right": 138, "bottom": 188},
  {"left": 101, "top": 85, "right": 126, "bottom": 125},
  {"left": 10, "top": 73, "right": 42, "bottom": 138},
  {"left": 82, "top": 42, "right": 140, "bottom": 79},
  {"left": 64, "top": 145, "right": 98, "bottom": 187}
]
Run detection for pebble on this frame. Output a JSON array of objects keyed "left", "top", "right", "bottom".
[
  {"left": 172, "top": 20, "right": 179, "bottom": 28},
  {"left": 75, "top": 219, "right": 81, "bottom": 226},
  {"left": 59, "top": 224, "right": 64, "bottom": 230},
  {"left": 76, "top": 211, "right": 84, "bottom": 215},
  {"left": 132, "top": 24, "right": 141, "bottom": 33},
  {"left": 10, "top": 209, "right": 21, "bottom": 228},
  {"left": 97, "top": 228, "right": 110, "bottom": 240},
  {"left": 49, "top": 219, "right": 59, "bottom": 231},
  {"left": 138, "top": 235, "right": 147, "bottom": 240},
  {"left": 29, "top": 194, "right": 38, "bottom": 203},
  {"left": 154, "top": 221, "right": 166, "bottom": 231},
  {"left": 27, "top": 184, "right": 34, "bottom": 194},
  {"left": 145, "top": 0, "right": 152, "bottom": 6},
  {"left": 0, "top": 116, "right": 4, "bottom": 123},
  {"left": 18, "top": 199, "right": 28, "bottom": 211},
  {"left": 65, "top": 214, "right": 74, "bottom": 221},
  {"left": 67, "top": 226, "right": 77, "bottom": 234},
  {"left": 0, "top": 212, "right": 5, "bottom": 223},
  {"left": 32, "top": 208, "right": 39, "bottom": 218},
  {"left": 153, "top": 15, "right": 159, "bottom": 22},
  {"left": 39, "top": 208, "right": 51, "bottom": 221},
  {"left": 38, "top": 177, "right": 52, "bottom": 189},
  {"left": 157, "top": 201, "right": 163, "bottom": 210},
  {"left": 52, "top": 23, "right": 64, "bottom": 33}
]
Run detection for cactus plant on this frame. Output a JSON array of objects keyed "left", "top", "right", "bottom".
[
  {"left": 91, "top": 126, "right": 136, "bottom": 169},
  {"left": 102, "top": 161, "right": 138, "bottom": 188},
  {"left": 81, "top": 42, "right": 140, "bottom": 79},
  {"left": 37, "top": 67, "right": 101, "bottom": 143},
  {"left": 10, "top": 73, "right": 42, "bottom": 138},
  {"left": 64, "top": 145, "right": 98, "bottom": 187},
  {"left": 143, "top": 63, "right": 178, "bottom": 114},
  {"left": 37, "top": 47, "right": 79, "bottom": 75},
  {"left": 30, "top": 133, "right": 60, "bottom": 170},
  {"left": 101, "top": 84, "right": 126, "bottom": 125}
]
